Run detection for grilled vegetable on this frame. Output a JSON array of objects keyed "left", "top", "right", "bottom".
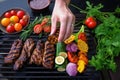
[
  {"left": 55, "top": 42, "right": 68, "bottom": 72},
  {"left": 77, "top": 60, "right": 86, "bottom": 73},
  {"left": 66, "top": 62, "right": 78, "bottom": 76},
  {"left": 78, "top": 52, "right": 88, "bottom": 65},
  {"left": 55, "top": 56, "right": 65, "bottom": 65},
  {"left": 78, "top": 32, "right": 87, "bottom": 42},
  {"left": 64, "top": 35, "right": 75, "bottom": 44},
  {"left": 77, "top": 39, "right": 88, "bottom": 53},
  {"left": 59, "top": 52, "right": 67, "bottom": 58},
  {"left": 74, "top": 25, "right": 85, "bottom": 42},
  {"left": 66, "top": 42, "right": 78, "bottom": 53},
  {"left": 67, "top": 52, "right": 78, "bottom": 63}
]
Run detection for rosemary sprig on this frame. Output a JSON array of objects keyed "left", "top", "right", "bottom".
[{"left": 20, "top": 16, "right": 43, "bottom": 41}]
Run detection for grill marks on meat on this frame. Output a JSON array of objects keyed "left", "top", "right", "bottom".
[
  {"left": 4, "top": 39, "right": 23, "bottom": 64},
  {"left": 13, "top": 38, "right": 35, "bottom": 70},
  {"left": 42, "top": 41, "right": 55, "bottom": 69},
  {"left": 30, "top": 40, "right": 44, "bottom": 65},
  {"left": 4, "top": 38, "right": 56, "bottom": 70}
]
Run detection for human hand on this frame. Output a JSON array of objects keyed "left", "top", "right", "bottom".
[{"left": 50, "top": 0, "right": 75, "bottom": 42}]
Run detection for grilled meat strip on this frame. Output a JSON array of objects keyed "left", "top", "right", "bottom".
[
  {"left": 30, "top": 40, "right": 44, "bottom": 65},
  {"left": 42, "top": 41, "right": 55, "bottom": 69},
  {"left": 13, "top": 38, "right": 35, "bottom": 70},
  {"left": 4, "top": 39, "right": 23, "bottom": 64}
]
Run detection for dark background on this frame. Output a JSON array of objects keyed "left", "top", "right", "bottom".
[
  {"left": 49, "top": 0, "right": 120, "bottom": 14},
  {"left": 1, "top": 0, "right": 120, "bottom": 16}
]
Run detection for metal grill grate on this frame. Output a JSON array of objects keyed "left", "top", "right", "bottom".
[{"left": 0, "top": 14, "right": 102, "bottom": 80}]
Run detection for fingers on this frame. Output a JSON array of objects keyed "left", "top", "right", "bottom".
[
  {"left": 58, "top": 15, "right": 67, "bottom": 42},
  {"left": 50, "top": 16, "right": 57, "bottom": 35},
  {"left": 63, "top": 14, "right": 75, "bottom": 40}
]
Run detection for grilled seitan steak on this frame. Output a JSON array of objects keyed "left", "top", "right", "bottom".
[
  {"left": 13, "top": 38, "right": 35, "bottom": 70},
  {"left": 30, "top": 40, "right": 44, "bottom": 65},
  {"left": 4, "top": 39, "right": 23, "bottom": 64},
  {"left": 42, "top": 41, "right": 55, "bottom": 69}
]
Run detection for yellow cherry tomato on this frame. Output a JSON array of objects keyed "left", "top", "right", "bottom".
[{"left": 1, "top": 18, "right": 10, "bottom": 27}]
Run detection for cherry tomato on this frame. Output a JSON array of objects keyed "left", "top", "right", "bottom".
[
  {"left": 87, "top": 21, "right": 97, "bottom": 29},
  {"left": 14, "top": 23, "right": 22, "bottom": 32},
  {"left": 10, "top": 15, "right": 19, "bottom": 23},
  {"left": 6, "top": 24, "right": 15, "bottom": 33},
  {"left": 85, "top": 17, "right": 97, "bottom": 29},
  {"left": 4, "top": 12, "right": 12, "bottom": 18},
  {"left": 22, "top": 15, "right": 29, "bottom": 22},
  {"left": 85, "top": 17, "right": 94, "bottom": 25},
  {"left": 43, "top": 26, "right": 51, "bottom": 33},
  {"left": 17, "top": 10, "right": 25, "bottom": 18},
  {"left": 19, "top": 19, "right": 27, "bottom": 26},
  {"left": 78, "top": 32, "right": 87, "bottom": 42},
  {"left": 10, "top": 10, "right": 17, "bottom": 15},
  {"left": 33, "top": 24, "right": 43, "bottom": 34},
  {"left": 1, "top": 18, "right": 10, "bottom": 27}
]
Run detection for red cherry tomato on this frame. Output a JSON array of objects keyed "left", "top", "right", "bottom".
[
  {"left": 33, "top": 24, "right": 43, "bottom": 34},
  {"left": 17, "top": 10, "right": 25, "bottom": 18},
  {"left": 85, "top": 17, "right": 94, "bottom": 25},
  {"left": 22, "top": 15, "right": 29, "bottom": 22},
  {"left": 6, "top": 24, "right": 15, "bottom": 33},
  {"left": 4, "top": 12, "right": 12, "bottom": 18},
  {"left": 19, "top": 19, "right": 27, "bottom": 26},
  {"left": 85, "top": 17, "right": 97, "bottom": 29},
  {"left": 78, "top": 32, "right": 87, "bottom": 42},
  {"left": 10, "top": 10, "right": 17, "bottom": 15},
  {"left": 87, "top": 21, "right": 97, "bottom": 29},
  {"left": 43, "top": 26, "right": 51, "bottom": 33}
]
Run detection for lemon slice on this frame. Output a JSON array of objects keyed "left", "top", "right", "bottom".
[
  {"left": 55, "top": 56, "right": 65, "bottom": 65},
  {"left": 59, "top": 52, "right": 67, "bottom": 58}
]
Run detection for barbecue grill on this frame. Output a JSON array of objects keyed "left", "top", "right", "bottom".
[
  {"left": 0, "top": 0, "right": 106, "bottom": 80},
  {"left": 0, "top": 14, "right": 103, "bottom": 80}
]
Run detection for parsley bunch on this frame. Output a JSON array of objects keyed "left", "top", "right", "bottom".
[{"left": 71, "top": 1, "right": 120, "bottom": 72}]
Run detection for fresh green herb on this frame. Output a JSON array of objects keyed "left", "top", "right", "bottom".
[
  {"left": 20, "top": 16, "right": 43, "bottom": 41},
  {"left": 20, "top": 15, "right": 51, "bottom": 41},
  {"left": 71, "top": 1, "right": 120, "bottom": 72}
]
